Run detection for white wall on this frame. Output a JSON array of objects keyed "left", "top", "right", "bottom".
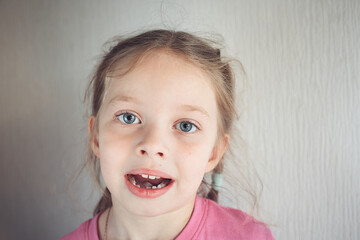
[{"left": 0, "top": 0, "right": 359, "bottom": 239}]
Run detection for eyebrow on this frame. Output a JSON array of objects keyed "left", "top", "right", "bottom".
[
  {"left": 107, "top": 95, "right": 210, "bottom": 118},
  {"left": 108, "top": 95, "right": 140, "bottom": 106},
  {"left": 178, "top": 104, "right": 210, "bottom": 118}
]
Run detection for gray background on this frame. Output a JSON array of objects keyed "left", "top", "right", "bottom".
[{"left": 0, "top": 0, "right": 359, "bottom": 239}]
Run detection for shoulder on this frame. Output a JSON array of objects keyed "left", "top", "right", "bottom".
[
  {"left": 59, "top": 211, "right": 103, "bottom": 240},
  {"left": 201, "top": 197, "right": 274, "bottom": 240}
]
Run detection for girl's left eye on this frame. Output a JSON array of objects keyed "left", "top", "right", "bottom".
[
  {"left": 116, "top": 113, "right": 141, "bottom": 124},
  {"left": 175, "top": 121, "right": 198, "bottom": 133}
]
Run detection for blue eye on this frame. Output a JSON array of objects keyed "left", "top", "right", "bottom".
[
  {"left": 117, "top": 113, "right": 141, "bottom": 124},
  {"left": 175, "top": 121, "right": 197, "bottom": 133}
]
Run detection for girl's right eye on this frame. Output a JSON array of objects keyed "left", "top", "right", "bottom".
[{"left": 116, "top": 113, "right": 141, "bottom": 124}]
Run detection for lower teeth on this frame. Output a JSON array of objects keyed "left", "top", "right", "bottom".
[
  {"left": 129, "top": 176, "right": 168, "bottom": 189},
  {"left": 157, "top": 182, "right": 166, "bottom": 188}
]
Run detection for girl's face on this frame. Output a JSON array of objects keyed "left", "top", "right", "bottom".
[{"left": 90, "top": 50, "right": 227, "bottom": 217}]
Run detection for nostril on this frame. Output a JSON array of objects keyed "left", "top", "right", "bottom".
[{"left": 138, "top": 149, "right": 165, "bottom": 158}]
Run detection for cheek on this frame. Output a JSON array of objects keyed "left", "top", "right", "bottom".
[
  {"left": 97, "top": 128, "right": 136, "bottom": 176},
  {"left": 175, "top": 141, "right": 214, "bottom": 185}
]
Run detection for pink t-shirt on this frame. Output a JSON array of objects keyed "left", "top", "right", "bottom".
[{"left": 60, "top": 196, "right": 274, "bottom": 240}]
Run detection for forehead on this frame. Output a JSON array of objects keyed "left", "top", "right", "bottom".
[{"left": 103, "top": 51, "right": 217, "bottom": 111}]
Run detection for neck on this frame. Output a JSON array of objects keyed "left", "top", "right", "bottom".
[{"left": 106, "top": 197, "right": 195, "bottom": 240}]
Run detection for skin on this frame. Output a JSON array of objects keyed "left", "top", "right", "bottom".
[{"left": 89, "top": 50, "right": 229, "bottom": 240}]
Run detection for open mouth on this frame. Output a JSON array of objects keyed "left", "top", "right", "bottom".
[{"left": 126, "top": 174, "right": 173, "bottom": 190}]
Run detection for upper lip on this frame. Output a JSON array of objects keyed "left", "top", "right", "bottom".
[{"left": 125, "top": 168, "right": 174, "bottom": 179}]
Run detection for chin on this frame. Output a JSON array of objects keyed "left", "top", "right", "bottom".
[{"left": 126, "top": 201, "right": 175, "bottom": 217}]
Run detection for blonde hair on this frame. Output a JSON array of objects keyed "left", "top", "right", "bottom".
[{"left": 83, "top": 29, "right": 250, "bottom": 216}]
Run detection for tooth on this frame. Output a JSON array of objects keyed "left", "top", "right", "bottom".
[
  {"left": 152, "top": 186, "right": 157, "bottom": 189},
  {"left": 144, "top": 182, "right": 153, "bottom": 189},
  {"left": 149, "top": 175, "right": 156, "bottom": 180},
  {"left": 155, "top": 176, "right": 160, "bottom": 179},
  {"left": 129, "top": 176, "right": 136, "bottom": 185},
  {"left": 136, "top": 184, "right": 140, "bottom": 188},
  {"left": 141, "top": 174, "right": 148, "bottom": 178},
  {"left": 157, "top": 182, "right": 166, "bottom": 188}
]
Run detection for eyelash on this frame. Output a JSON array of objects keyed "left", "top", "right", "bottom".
[
  {"left": 114, "top": 111, "right": 200, "bottom": 133},
  {"left": 115, "top": 111, "right": 142, "bottom": 124},
  {"left": 174, "top": 120, "right": 200, "bottom": 133}
]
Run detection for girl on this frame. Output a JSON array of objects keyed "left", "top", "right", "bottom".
[{"left": 61, "top": 29, "right": 273, "bottom": 240}]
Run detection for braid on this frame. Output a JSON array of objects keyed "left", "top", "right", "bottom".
[
  {"left": 206, "top": 161, "right": 224, "bottom": 202},
  {"left": 93, "top": 187, "right": 112, "bottom": 216}
]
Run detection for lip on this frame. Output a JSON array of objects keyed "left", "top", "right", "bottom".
[
  {"left": 125, "top": 168, "right": 174, "bottom": 179},
  {"left": 124, "top": 168, "right": 175, "bottom": 199}
]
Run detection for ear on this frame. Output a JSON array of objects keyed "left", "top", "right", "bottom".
[
  {"left": 88, "top": 115, "right": 100, "bottom": 158},
  {"left": 205, "top": 134, "right": 229, "bottom": 173}
]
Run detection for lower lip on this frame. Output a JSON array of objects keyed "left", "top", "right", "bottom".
[{"left": 124, "top": 176, "right": 174, "bottom": 199}]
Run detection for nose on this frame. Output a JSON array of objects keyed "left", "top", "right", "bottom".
[{"left": 136, "top": 125, "right": 168, "bottom": 160}]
